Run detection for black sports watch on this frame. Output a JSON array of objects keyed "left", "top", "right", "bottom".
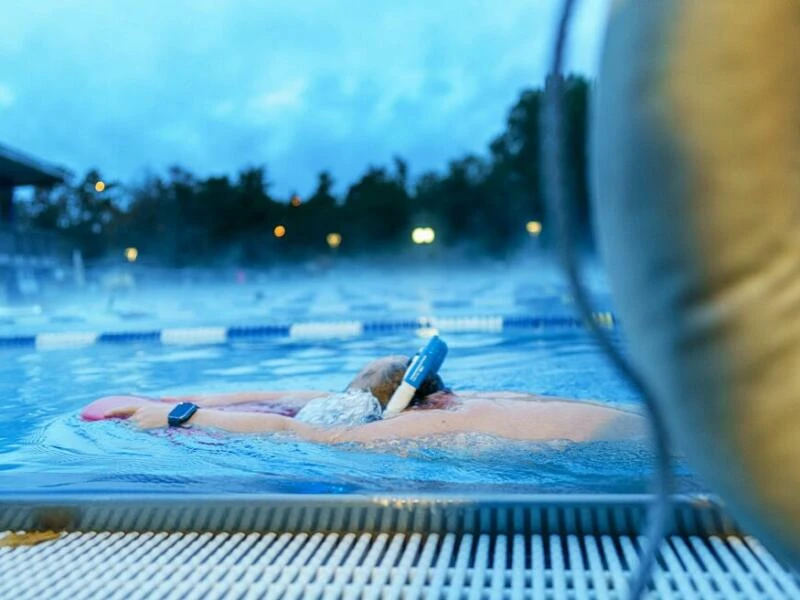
[{"left": 168, "top": 402, "right": 199, "bottom": 427}]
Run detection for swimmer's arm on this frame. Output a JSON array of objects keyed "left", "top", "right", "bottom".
[
  {"left": 188, "top": 409, "right": 331, "bottom": 441},
  {"left": 186, "top": 410, "right": 450, "bottom": 444},
  {"left": 163, "top": 391, "right": 323, "bottom": 408},
  {"left": 106, "top": 404, "right": 327, "bottom": 439}
]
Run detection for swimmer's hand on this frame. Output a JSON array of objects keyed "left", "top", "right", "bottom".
[{"left": 105, "top": 404, "right": 172, "bottom": 429}]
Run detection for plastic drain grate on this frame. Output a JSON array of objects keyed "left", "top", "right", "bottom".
[
  {"left": 1, "top": 495, "right": 797, "bottom": 598},
  {"left": 2, "top": 530, "right": 799, "bottom": 599}
]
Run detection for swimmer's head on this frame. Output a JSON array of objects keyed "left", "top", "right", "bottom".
[{"left": 346, "top": 355, "right": 449, "bottom": 409}]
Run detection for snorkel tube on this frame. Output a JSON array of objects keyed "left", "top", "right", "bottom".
[{"left": 383, "top": 335, "right": 448, "bottom": 418}]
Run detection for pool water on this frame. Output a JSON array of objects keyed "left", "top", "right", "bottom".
[{"left": 0, "top": 327, "right": 702, "bottom": 495}]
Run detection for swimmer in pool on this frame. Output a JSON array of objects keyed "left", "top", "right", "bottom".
[{"left": 100, "top": 355, "right": 648, "bottom": 443}]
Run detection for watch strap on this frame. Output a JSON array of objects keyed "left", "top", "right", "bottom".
[{"left": 168, "top": 402, "right": 199, "bottom": 427}]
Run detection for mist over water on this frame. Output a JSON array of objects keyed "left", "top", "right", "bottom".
[{"left": 5, "top": 253, "right": 609, "bottom": 333}]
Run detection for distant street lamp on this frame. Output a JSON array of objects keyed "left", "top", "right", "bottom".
[
  {"left": 411, "top": 227, "right": 436, "bottom": 245},
  {"left": 273, "top": 225, "right": 286, "bottom": 238},
  {"left": 326, "top": 232, "right": 342, "bottom": 249},
  {"left": 124, "top": 247, "right": 138, "bottom": 262},
  {"left": 95, "top": 181, "right": 106, "bottom": 193},
  {"left": 526, "top": 220, "right": 542, "bottom": 236}
]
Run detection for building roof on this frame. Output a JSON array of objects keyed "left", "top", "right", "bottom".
[{"left": 0, "top": 142, "right": 67, "bottom": 186}]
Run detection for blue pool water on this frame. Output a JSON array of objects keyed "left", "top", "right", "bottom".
[{"left": 0, "top": 323, "right": 702, "bottom": 496}]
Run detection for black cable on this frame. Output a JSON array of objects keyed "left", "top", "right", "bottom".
[{"left": 541, "top": 1, "right": 674, "bottom": 598}]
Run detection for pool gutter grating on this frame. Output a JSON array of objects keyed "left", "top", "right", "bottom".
[
  {"left": 1, "top": 495, "right": 799, "bottom": 598},
  {"left": 8, "top": 534, "right": 790, "bottom": 599}
]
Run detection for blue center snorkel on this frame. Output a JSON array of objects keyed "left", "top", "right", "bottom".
[{"left": 383, "top": 335, "right": 448, "bottom": 418}]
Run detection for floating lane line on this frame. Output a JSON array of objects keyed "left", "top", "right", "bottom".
[
  {"left": 2, "top": 313, "right": 617, "bottom": 349},
  {"left": 35, "top": 331, "right": 100, "bottom": 349},
  {"left": 160, "top": 327, "right": 228, "bottom": 346},
  {"left": 289, "top": 321, "right": 364, "bottom": 339}
]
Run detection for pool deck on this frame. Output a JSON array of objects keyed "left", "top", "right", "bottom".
[{"left": 2, "top": 493, "right": 798, "bottom": 598}]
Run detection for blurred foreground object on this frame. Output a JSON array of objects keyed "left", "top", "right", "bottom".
[{"left": 591, "top": 0, "right": 800, "bottom": 564}]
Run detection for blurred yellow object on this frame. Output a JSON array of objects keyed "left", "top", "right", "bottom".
[
  {"left": 411, "top": 227, "right": 435, "bottom": 244},
  {"left": 0, "top": 531, "right": 62, "bottom": 548},
  {"left": 592, "top": 312, "right": 614, "bottom": 329},
  {"left": 592, "top": 0, "right": 800, "bottom": 564},
  {"left": 526, "top": 221, "right": 542, "bottom": 235},
  {"left": 326, "top": 232, "right": 342, "bottom": 248},
  {"left": 273, "top": 225, "right": 286, "bottom": 238},
  {"left": 94, "top": 181, "right": 105, "bottom": 193},
  {"left": 124, "top": 247, "right": 138, "bottom": 262},
  {"left": 290, "top": 195, "right": 302, "bottom": 207}
]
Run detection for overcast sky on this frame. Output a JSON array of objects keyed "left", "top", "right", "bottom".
[{"left": 0, "top": 0, "right": 609, "bottom": 195}]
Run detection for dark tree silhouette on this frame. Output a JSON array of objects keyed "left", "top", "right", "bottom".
[{"left": 20, "top": 74, "right": 592, "bottom": 265}]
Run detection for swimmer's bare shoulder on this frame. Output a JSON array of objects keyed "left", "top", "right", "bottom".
[
  {"left": 456, "top": 391, "right": 535, "bottom": 400},
  {"left": 456, "top": 391, "right": 604, "bottom": 403},
  {"left": 328, "top": 407, "right": 474, "bottom": 443}
]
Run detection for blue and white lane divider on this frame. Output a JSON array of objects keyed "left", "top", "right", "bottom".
[{"left": 1, "top": 312, "right": 616, "bottom": 349}]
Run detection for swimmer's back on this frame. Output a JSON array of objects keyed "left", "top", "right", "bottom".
[{"left": 462, "top": 395, "right": 648, "bottom": 441}]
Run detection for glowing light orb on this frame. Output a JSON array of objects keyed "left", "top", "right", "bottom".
[
  {"left": 326, "top": 232, "right": 342, "bottom": 248},
  {"left": 411, "top": 227, "right": 436, "bottom": 244},
  {"left": 526, "top": 220, "right": 542, "bottom": 235}
]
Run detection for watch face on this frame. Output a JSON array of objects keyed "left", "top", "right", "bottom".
[{"left": 169, "top": 402, "right": 198, "bottom": 426}]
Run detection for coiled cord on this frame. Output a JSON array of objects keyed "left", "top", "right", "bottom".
[{"left": 541, "top": 1, "right": 674, "bottom": 597}]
